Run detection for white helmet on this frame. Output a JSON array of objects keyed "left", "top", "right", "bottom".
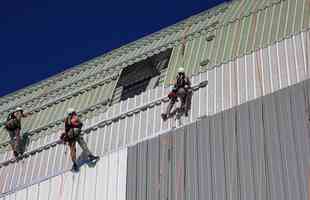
[
  {"left": 177, "top": 67, "right": 185, "bottom": 73},
  {"left": 14, "top": 107, "right": 23, "bottom": 113},
  {"left": 66, "top": 108, "right": 76, "bottom": 116}
]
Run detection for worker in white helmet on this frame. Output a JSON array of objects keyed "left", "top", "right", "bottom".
[
  {"left": 61, "top": 108, "right": 99, "bottom": 171},
  {"left": 4, "top": 107, "right": 30, "bottom": 158},
  {"left": 161, "top": 67, "right": 192, "bottom": 121}
]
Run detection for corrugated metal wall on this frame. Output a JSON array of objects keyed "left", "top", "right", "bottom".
[
  {"left": 127, "top": 78, "right": 310, "bottom": 200},
  {"left": 0, "top": 149, "right": 127, "bottom": 200},
  {"left": 0, "top": 28, "right": 309, "bottom": 197}
]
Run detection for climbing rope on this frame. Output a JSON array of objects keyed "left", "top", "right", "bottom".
[
  {"left": 180, "top": 24, "right": 191, "bottom": 73},
  {"left": 303, "top": 30, "right": 310, "bottom": 200},
  {"left": 181, "top": 25, "right": 191, "bottom": 57},
  {"left": 58, "top": 175, "right": 65, "bottom": 200}
]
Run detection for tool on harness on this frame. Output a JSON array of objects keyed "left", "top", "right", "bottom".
[
  {"left": 168, "top": 91, "right": 177, "bottom": 99},
  {"left": 168, "top": 88, "right": 178, "bottom": 100}
]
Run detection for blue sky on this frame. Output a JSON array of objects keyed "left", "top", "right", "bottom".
[{"left": 0, "top": 0, "right": 225, "bottom": 97}]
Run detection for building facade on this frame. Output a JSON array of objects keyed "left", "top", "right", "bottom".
[{"left": 0, "top": 0, "right": 309, "bottom": 199}]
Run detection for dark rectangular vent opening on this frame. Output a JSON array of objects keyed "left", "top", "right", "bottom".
[{"left": 112, "top": 48, "right": 172, "bottom": 103}]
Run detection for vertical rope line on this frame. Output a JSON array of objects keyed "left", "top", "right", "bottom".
[
  {"left": 234, "top": 107, "right": 241, "bottom": 200},
  {"left": 58, "top": 175, "right": 65, "bottom": 200},
  {"left": 248, "top": 103, "right": 258, "bottom": 200},
  {"left": 255, "top": 48, "right": 271, "bottom": 199},
  {"left": 305, "top": 28, "right": 310, "bottom": 200},
  {"left": 304, "top": 31, "right": 309, "bottom": 78},
  {"left": 174, "top": 133, "right": 182, "bottom": 200},
  {"left": 181, "top": 26, "right": 191, "bottom": 57},
  {"left": 234, "top": 56, "right": 241, "bottom": 200},
  {"left": 156, "top": 140, "right": 160, "bottom": 194},
  {"left": 261, "top": 96, "right": 270, "bottom": 200},
  {"left": 184, "top": 128, "right": 187, "bottom": 200},
  {"left": 221, "top": 112, "right": 228, "bottom": 200},
  {"left": 255, "top": 51, "right": 264, "bottom": 96},
  {"left": 180, "top": 24, "right": 192, "bottom": 77},
  {"left": 159, "top": 136, "right": 169, "bottom": 199},
  {"left": 301, "top": 69, "right": 310, "bottom": 200},
  {"left": 289, "top": 83, "right": 306, "bottom": 199}
]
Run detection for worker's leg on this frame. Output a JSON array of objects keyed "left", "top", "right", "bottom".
[
  {"left": 69, "top": 141, "right": 77, "bottom": 162},
  {"left": 14, "top": 129, "right": 22, "bottom": 154},
  {"left": 76, "top": 135, "right": 100, "bottom": 160},
  {"left": 166, "top": 98, "right": 176, "bottom": 115},
  {"left": 162, "top": 98, "right": 177, "bottom": 120},
  {"left": 72, "top": 128, "right": 91, "bottom": 156},
  {"left": 69, "top": 141, "right": 79, "bottom": 171},
  {"left": 185, "top": 89, "right": 193, "bottom": 115},
  {"left": 8, "top": 130, "right": 18, "bottom": 157},
  {"left": 76, "top": 135, "right": 92, "bottom": 156},
  {"left": 72, "top": 128, "right": 99, "bottom": 161},
  {"left": 177, "top": 88, "right": 187, "bottom": 112}
]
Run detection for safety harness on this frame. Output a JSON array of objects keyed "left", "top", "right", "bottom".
[
  {"left": 61, "top": 115, "right": 83, "bottom": 143},
  {"left": 5, "top": 113, "right": 20, "bottom": 131}
]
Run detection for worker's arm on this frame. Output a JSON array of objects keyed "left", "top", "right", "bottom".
[
  {"left": 22, "top": 112, "right": 31, "bottom": 118},
  {"left": 185, "top": 77, "right": 191, "bottom": 88}
]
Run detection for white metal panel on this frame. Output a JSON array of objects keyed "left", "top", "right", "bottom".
[
  {"left": 127, "top": 77, "right": 310, "bottom": 200},
  {"left": 37, "top": 179, "right": 50, "bottom": 200},
  {"left": 26, "top": 184, "right": 38, "bottom": 200},
  {"left": 117, "top": 149, "right": 127, "bottom": 200},
  {"left": 15, "top": 188, "right": 27, "bottom": 200},
  {"left": 1, "top": 149, "right": 127, "bottom": 200}
]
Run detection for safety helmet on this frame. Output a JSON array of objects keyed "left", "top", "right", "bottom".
[
  {"left": 66, "top": 108, "right": 76, "bottom": 116},
  {"left": 13, "top": 107, "right": 23, "bottom": 114},
  {"left": 177, "top": 67, "right": 185, "bottom": 74}
]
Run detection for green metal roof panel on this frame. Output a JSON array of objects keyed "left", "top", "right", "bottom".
[
  {"left": 165, "top": 0, "right": 310, "bottom": 85},
  {"left": 261, "top": 7, "right": 272, "bottom": 47},
  {"left": 294, "top": 0, "right": 303, "bottom": 33},
  {"left": 285, "top": 0, "right": 295, "bottom": 36},
  {"left": 253, "top": 10, "right": 264, "bottom": 50},
  {"left": 0, "top": 69, "right": 118, "bottom": 118},
  {"left": 0, "top": 78, "right": 117, "bottom": 145},
  {"left": 270, "top": 5, "right": 281, "bottom": 44},
  {"left": 303, "top": 0, "right": 310, "bottom": 29}
]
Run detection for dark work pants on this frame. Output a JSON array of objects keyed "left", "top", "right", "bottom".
[
  {"left": 68, "top": 128, "right": 92, "bottom": 162},
  {"left": 164, "top": 87, "right": 192, "bottom": 116}
]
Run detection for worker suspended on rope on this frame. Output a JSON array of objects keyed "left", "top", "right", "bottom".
[
  {"left": 60, "top": 108, "right": 99, "bottom": 171},
  {"left": 4, "top": 107, "right": 30, "bottom": 158},
  {"left": 161, "top": 67, "right": 192, "bottom": 121}
]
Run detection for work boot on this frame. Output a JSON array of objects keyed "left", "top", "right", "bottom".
[
  {"left": 88, "top": 154, "right": 99, "bottom": 161},
  {"left": 72, "top": 162, "right": 79, "bottom": 172},
  {"left": 13, "top": 151, "right": 19, "bottom": 158},
  {"left": 161, "top": 113, "right": 168, "bottom": 121}
]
